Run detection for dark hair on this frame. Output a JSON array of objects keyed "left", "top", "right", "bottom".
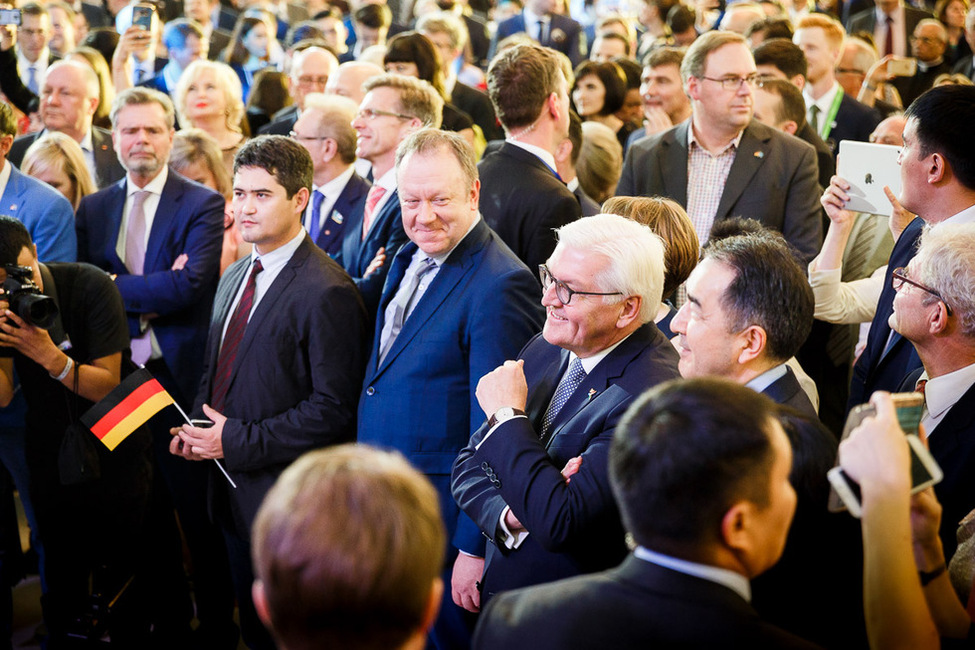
[
  {"left": 163, "top": 18, "right": 204, "bottom": 51},
  {"left": 21, "top": 2, "right": 47, "bottom": 18},
  {"left": 247, "top": 69, "right": 293, "bottom": 116},
  {"left": 610, "top": 378, "right": 777, "bottom": 556},
  {"left": 224, "top": 16, "right": 266, "bottom": 66},
  {"left": 488, "top": 44, "right": 565, "bottom": 130},
  {"left": 745, "top": 16, "right": 794, "bottom": 41},
  {"left": 286, "top": 21, "right": 325, "bottom": 48},
  {"left": 572, "top": 60, "right": 627, "bottom": 115},
  {"left": 234, "top": 135, "right": 313, "bottom": 199},
  {"left": 703, "top": 231, "right": 814, "bottom": 362},
  {"left": 354, "top": 3, "right": 392, "bottom": 30},
  {"left": 612, "top": 56, "right": 642, "bottom": 89},
  {"left": 0, "top": 102, "right": 16, "bottom": 138},
  {"left": 667, "top": 4, "right": 696, "bottom": 34},
  {"left": 757, "top": 77, "right": 807, "bottom": 128},
  {"left": 709, "top": 215, "right": 766, "bottom": 240},
  {"left": 0, "top": 216, "right": 33, "bottom": 266},
  {"left": 753, "top": 37, "right": 808, "bottom": 80},
  {"left": 80, "top": 28, "right": 119, "bottom": 68},
  {"left": 904, "top": 84, "right": 975, "bottom": 190},
  {"left": 594, "top": 31, "right": 631, "bottom": 56},
  {"left": 567, "top": 110, "right": 583, "bottom": 166},
  {"left": 384, "top": 31, "right": 446, "bottom": 98}
]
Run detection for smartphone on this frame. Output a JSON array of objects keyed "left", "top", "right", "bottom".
[
  {"left": 888, "top": 57, "right": 918, "bottom": 77},
  {"left": 132, "top": 3, "right": 154, "bottom": 31},
  {"left": 0, "top": 8, "right": 21, "bottom": 26},
  {"left": 827, "top": 392, "right": 943, "bottom": 517},
  {"left": 190, "top": 418, "right": 214, "bottom": 429}
]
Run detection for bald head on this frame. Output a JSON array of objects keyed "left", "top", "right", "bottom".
[
  {"left": 869, "top": 115, "right": 907, "bottom": 145},
  {"left": 39, "top": 59, "right": 100, "bottom": 141},
  {"left": 290, "top": 47, "right": 339, "bottom": 110},
  {"left": 325, "top": 61, "right": 385, "bottom": 104}
]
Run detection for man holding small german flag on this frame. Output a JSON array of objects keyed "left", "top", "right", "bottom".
[{"left": 0, "top": 216, "right": 152, "bottom": 646}]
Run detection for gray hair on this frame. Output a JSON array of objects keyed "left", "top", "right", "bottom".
[
  {"left": 395, "top": 128, "right": 477, "bottom": 192},
  {"left": 552, "top": 214, "right": 665, "bottom": 323},
  {"left": 915, "top": 222, "right": 975, "bottom": 338},
  {"left": 302, "top": 93, "right": 360, "bottom": 164},
  {"left": 363, "top": 73, "right": 444, "bottom": 128},
  {"left": 110, "top": 86, "right": 176, "bottom": 129}
]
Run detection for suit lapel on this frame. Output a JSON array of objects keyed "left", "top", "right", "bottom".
[
  {"left": 209, "top": 258, "right": 249, "bottom": 376},
  {"left": 106, "top": 180, "right": 128, "bottom": 269},
  {"left": 715, "top": 123, "right": 769, "bottom": 222},
  {"left": 528, "top": 348, "right": 569, "bottom": 432},
  {"left": 0, "top": 166, "right": 27, "bottom": 214},
  {"left": 662, "top": 123, "right": 689, "bottom": 206},
  {"left": 144, "top": 173, "right": 184, "bottom": 271}
]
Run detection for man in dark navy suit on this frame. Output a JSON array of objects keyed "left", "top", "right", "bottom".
[
  {"left": 357, "top": 128, "right": 542, "bottom": 649},
  {"left": 822, "top": 85, "right": 975, "bottom": 410},
  {"left": 293, "top": 94, "right": 370, "bottom": 256},
  {"left": 171, "top": 135, "right": 368, "bottom": 650},
  {"left": 451, "top": 213, "right": 680, "bottom": 605},
  {"left": 489, "top": 0, "right": 586, "bottom": 65}
]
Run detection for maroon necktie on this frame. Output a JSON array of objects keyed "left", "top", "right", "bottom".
[
  {"left": 884, "top": 15, "right": 894, "bottom": 57},
  {"left": 211, "top": 259, "right": 263, "bottom": 411}
]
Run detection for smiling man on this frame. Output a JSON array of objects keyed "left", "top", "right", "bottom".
[
  {"left": 617, "top": 30, "right": 822, "bottom": 261},
  {"left": 357, "top": 128, "right": 542, "bottom": 649},
  {"left": 451, "top": 213, "right": 680, "bottom": 610},
  {"left": 172, "top": 134, "right": 368, "bottom": 650}
]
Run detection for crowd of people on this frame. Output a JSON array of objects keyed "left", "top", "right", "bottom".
[{"left": 0, "top": 0, "right": 974, "bottom": 647}]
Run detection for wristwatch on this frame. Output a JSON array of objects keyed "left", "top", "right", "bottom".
[{"left": 488, "top": 407, "right": 526, "bottom": 429}]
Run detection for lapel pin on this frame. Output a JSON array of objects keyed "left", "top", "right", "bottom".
[
  {"left": 587, "top": 388, "right": 597, "bottom": 400},
  {"left": 8, "top": 204, "right": 16, "bottom": 210},
  {"left": 754, "top": 151, "right": 765, "bottom": 159}
]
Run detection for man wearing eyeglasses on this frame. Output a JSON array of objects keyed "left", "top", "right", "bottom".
[
  {"left": 451, "top": 213, "right": 680, "bottom": 608},
  {"left": 291, "top": 93, "right": 370, "bottom": 256},
  {"left": 258, "top": 46, "right": 338, "bottom": 135},
  {"left": 617, "top": 30, "right": 822, "bottom": 262},
  {"left": 891, "top": 19, "right": 951, "bottom": 107},
  {"left": 888, "top": 223, "right": 975, "bottom": 562},
  {"left": 822, "top": 85, "right": 975, "bottom": 412}
]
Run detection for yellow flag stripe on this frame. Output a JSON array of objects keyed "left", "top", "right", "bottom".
[{"left": 99, "top": 391, "right": 174, "bottom": 450}]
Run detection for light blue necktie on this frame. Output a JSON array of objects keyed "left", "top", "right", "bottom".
[{"left": 378, "top": 257, "right": 437, "bottom": 364}]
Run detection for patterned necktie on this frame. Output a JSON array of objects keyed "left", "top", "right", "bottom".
[
  {"left": 211, "top": 259, "right": 264, "bottom": 411},
  {"left": 124, "top": 191, "right": 150, "bottom": 275},
  {"left": 541, "top": 358, "right": 587, "bottom": 439},
  {"left": 308, "top": 190, "right": 325, "bottom": 241},
  {"left": 378, "top": 257, "right": 437, "bottom": 364},
  {"left": 884, "top": 15, "right": 894, "bottom": 57},
  {"left": 362, "top": 185, "right": 386, "bottom": 240}
]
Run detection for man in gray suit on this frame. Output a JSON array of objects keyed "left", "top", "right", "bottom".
[{"left": 617, "top": 31, "right": 822, "bottom": 261}]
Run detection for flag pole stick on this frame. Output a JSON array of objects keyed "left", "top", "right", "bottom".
[{"left": 171, "top": 401, "right": 237, "bottom": 489}]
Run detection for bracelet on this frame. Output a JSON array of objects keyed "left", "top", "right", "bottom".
[
  {"left": 919, "top": 563, "right": 947, "bottom": 586},
  {"left": 864, "top": 83, "right": 877, "bottom": 91},
  {"left": 50, "top": 356, "right": 74, "bottom": 382}
]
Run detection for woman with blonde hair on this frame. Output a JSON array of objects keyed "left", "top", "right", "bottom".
[
  {"left": 601, "top": 195, "right": 700, "bottom": 337},
  {"left": 576, "top": 121, "right": 623, "bottom": 204},
  {"left": 21, "top": 132, "right": 96, "bottom": 211},
  {"left": 170, "top": 129, "right": 249, "bottom": 275},
  {"left": 66, "top": 46, "right": 115, "bottom": 129},
  {"left": 174, "top": 60, "right": 248, "bottom": 179}
]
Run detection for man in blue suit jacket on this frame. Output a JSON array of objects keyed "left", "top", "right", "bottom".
[
  {"left": 74, "top": 88, "right": 229, "bottom": 646},
  {"left": 489, "top": 0, "right": 586, "bottom": 65},
  {"left": 357, "top": 130, "right": 543, "bottom": 649},
  {"left": 293, "top": 95, "right": 370, "bottom": 256},
  {"left": 341, "top": 74, "right": 442, "bottom": 319},
  {"left": 451, "top": 214, "right": 680, "bottom": 605}
]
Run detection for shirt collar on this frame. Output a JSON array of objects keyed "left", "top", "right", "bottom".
[
  {"left": 523, "top": 7, "right": 548, "bottom": 23},
  {"left": 920, "top": 363, "right": 975, "bottom": 421},
  {"left": 634, "top": 546, "right": 752, "bottom": 602},
  {"left": 375, "top": 167, "right": 397, "bottom": 192},
  {"left": 572, "top": 331, "right": 633, "bottom": 374},
  {"left": 505, "top": 139, "right": 559, "bottom": 174},
  {"left": 127, "top": 166, "right": 168, "bottom": 196},
  {"left": 18, "top": 47, "right": 49, "bottom": 69},
  {"left": 317, "top": 164, "right": 356, "bottom": 198},
  {"left": 745, "top": 363, "right": 788, "bottom": 394},
  {"left": 79, "top": 129, "right": 93, "bottom": 153},
  {"left": 876, "top": 4, "right": 903, "bottom": 21},
  {"left": 944, "top": 203, "right": 975, "bottom": 225},
  {"left": 804, "top": 81, "right": 840, "bottom": 112},
  {"left": 688, "top": 121, "right": 743, "bottom": 154},
  {"left": 0, "top": 160, "right": 12, "bottom": 198},
  {"left": 412, "top": 214, "right": 481, "bottom": 266},
  {"left": 250, "top": 228, "right": 306, "bottom": 271}
]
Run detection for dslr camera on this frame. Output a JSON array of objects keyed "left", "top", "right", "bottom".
[{"left": 2, "top": 264, "right": 58, "bottom": 330}]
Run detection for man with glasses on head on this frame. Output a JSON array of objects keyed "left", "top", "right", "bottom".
[
  {"left": 618, "top": 31, "right": 822, "bottom": 262},
  {"left": 886, "top": 223, "right": 975, "bottom": 562},
  {"left": 451, "top": 213, "right": 680, "bottom": 608},
  {"left": 259, "top": 46, "right": 339, "bottom": 135},
  {"left": 291, "top": 93, "right": 370, "bottom": 256}
]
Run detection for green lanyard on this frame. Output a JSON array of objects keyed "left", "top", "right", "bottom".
[{"left": 819, "top": 88, "right": 844, "bottom": 141}]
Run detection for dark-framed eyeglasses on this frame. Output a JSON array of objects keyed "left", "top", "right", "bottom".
[
  {"left": 289, "top": 131, "right": 329, "bottom": 142},
  {"left": 538, "top": 264, "right": 623, "bottom": 305},
  {"left": 697, "top": 74, "right": 760, "bottom": 91},
  {"left": 355, "top": 108, "right": 415, "bottom": 121},
  {"left": 891, "top": 267, "right": 953, "bottom": 316}
]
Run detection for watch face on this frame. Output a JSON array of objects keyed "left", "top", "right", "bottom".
[{"left": 497, "top": 407, "right": 513, "bottom": 419}]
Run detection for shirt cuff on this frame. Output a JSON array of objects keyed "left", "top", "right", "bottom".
[
  {"left": 498, "top": 506, "right": 529, "bottom": 549},
  {"left": 474, "top": 414, "right": 528, "bottom": 451}
]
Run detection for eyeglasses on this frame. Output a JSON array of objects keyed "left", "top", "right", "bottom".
[
  {"left": 289, "top": 131, "right": 329, "bottom": 142},
  {"left": 538, "top": 264, "right": 623, "bottom": 305},
  {"left": 910, "top": 35, "right": 942, "bottom": 44},
  {"left": 891, "top": 267, "right": 953, "bottom": 315},
  {"left": 355, "top": 108, "right": 415, "bottom": 121},
  {"left": 296, "top": 75, "right": 328, "bottom": 87},
  {"left": 697, "top": 74, "right": 760, "bottom": 91}
]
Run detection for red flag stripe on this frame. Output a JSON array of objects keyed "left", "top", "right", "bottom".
[{"left": 89, "top": 379, "right": 168, "bottom": 439}]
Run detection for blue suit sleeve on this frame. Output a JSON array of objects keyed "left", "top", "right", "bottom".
[{"left": 29, "top": 194, "right": 77, "bottom": 263}]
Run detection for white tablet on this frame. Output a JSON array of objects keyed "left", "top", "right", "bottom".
[{"left": 837, "top": 140, "right": 903, "bottom": 216}]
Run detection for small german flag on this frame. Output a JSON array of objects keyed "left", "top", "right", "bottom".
[{"left": 81, "top": 368, "right": 174, "bottom": 450}]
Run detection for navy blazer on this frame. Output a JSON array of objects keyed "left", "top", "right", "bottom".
[
  {"left": 823, "top": 93, "right": 881, "bottom": 157},
  {"left": 9, "top": 126, "right": 125, "bottom": 190},
  {"left": 1, "top": 165, "right": 76, "bottom": 262},
  {"left": 358, "top": 219, "right": 544, "bottom": 552},
  {"left": 197, "top": 236, "right": 369, "bottom": 536},
  {"left": 848, "top": 217, "right": 924, "bottom": 410},
  {"left": 474, "top": 555, "right": 820, "bottom": 650},
  {"left": 452, "top": 323, "right": 680, "bottom": 601},
  {"left": 763, "top": 366, "right": 817, "bottom": 418},
  {"left": 617, "top": 119, "right": 823, "bottom": 261},
  {"left": 312, "top": 172, "right": 370, "bottom": 256},
  {"left": 490, "top": 12, "right": 586, "bottom": 65},
  {"left": 336, "top": 187, "right": 409, "bottom": 319},
  {"left": 75, "top": 171, "right": 225, "bottom": 402}
]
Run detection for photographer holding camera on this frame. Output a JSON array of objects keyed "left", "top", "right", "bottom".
[{"left": 0, "top": 215, "right": 152, "bottom": 647}]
